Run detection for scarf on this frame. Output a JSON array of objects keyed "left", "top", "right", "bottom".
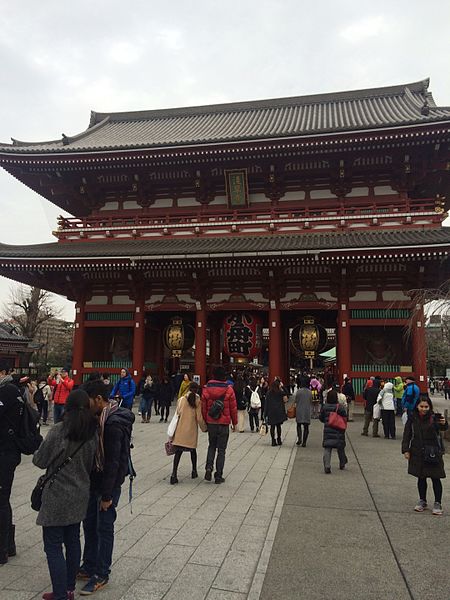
[{"left": 95, "top": 400, "right": 119, "bottom": 472}]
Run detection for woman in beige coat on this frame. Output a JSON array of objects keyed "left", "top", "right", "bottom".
[{"left": 170, "top": 382, "right": 207, "bottom": 484}]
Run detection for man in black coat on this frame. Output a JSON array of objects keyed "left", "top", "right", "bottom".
[
  {"left": 361, "top": 378, "right": 381, "bottom": 437},
  {"left": 0, "top": 359, "right": 21, "bottom": 564},
  {"left": 79, "top": 379, "right": 135, "bottom": 595}
]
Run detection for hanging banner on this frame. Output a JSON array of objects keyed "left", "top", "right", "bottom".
[{"left": 225, "top": 169, "right": 249, "bottom": 207}]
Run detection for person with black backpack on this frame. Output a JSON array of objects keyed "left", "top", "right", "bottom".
[
  {"left": 78, "top": 379, "right": 135, "bottom": 595},
  {"left": 0, "top": 360, "right": 23, "bottom": 564}
]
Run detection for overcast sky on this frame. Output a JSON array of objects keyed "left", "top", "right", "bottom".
[{"left": 0, "top": 0, "right": 449, "bottom": 321}]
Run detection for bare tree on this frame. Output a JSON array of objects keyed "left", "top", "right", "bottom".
[{"left": 2, "top": 284, "right": 62, "bottom": 340}]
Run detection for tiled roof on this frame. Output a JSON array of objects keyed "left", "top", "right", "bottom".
[
  {"left": 0, "top": 228, "right": 449, "bottom": 261},
  {"left": 0, "top": 323, "right": 31, "bottom": 342},
  {"left": 1, "top": 79, "right": 449, "bottom": 154}
]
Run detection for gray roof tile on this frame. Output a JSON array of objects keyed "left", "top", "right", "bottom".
[
  {"left": 0, "top": 228, "right": 449, "bottom": 261},
  {"left": 1, "top": 79, "right": 449, "bottom": 154}
]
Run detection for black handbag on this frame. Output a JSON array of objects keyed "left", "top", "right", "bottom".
[
  {"left": 31, "top": 441, "right": 86, "bottom": 511},
  {"left": 208, "top": 394, "right": 225, "bottom": 420},
  {"left": 423, "top": 445, "right": 441, "bottom": 465}
]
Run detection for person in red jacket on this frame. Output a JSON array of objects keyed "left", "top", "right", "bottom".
[
  {"left": 48, "top": 368, "right": 74, "bottom": 424},
  {"left": 201, "top": 365, "right": 237, "bottom": 484}
]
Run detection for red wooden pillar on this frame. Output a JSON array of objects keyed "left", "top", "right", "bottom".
[
  {"left": 269, "top": 306, "right": 282, "bottom": 383},
  {"left": 337, "top": 300, "right": 351, "bottom": 386},
  {"left": 132, "top": 299, "right": 145, "bottom": 383},
  {"left": 72, "top": 301, "right": 86, "bottom": 385},
  {"left": 195, "top": 307, "right": 207, "bottom": 385},
  {"left": 412, "top": 305, "right": 427, "bottom": 392}
]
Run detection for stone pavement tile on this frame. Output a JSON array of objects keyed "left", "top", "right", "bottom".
[
  {"left": 140, "top": 544, "right": 195, "bottom": 583},
  {"left": 381, "top": 512, "right": 450, "bottom": 600},
  {"left": 117, "top": 580, "right": 171, "bottom": 600},
  {"left": 115, "top": 513, "right": 161, "bottom": 540},
  {"left": 206, "top": 590, "right": 247, "bottom": 600},
  {"left": 163, "top": 563, "right": 218, "bottom": 600},
  {"left": 213, "top": 549, "right": 259, "bottom": 594},
  {"left": 0, "top": 564, "right": 26, "bottom": 589},
  {"left": 210, "top": 511, "right": 245, "bottom": 535},
  {"left": 140, "top": 495, "right": 182, "bottom": 517},
  {"left": 231, "top": 524, "right": 267, "bottom": 552},
  {"left": 193, "top": 500, "right": 227, "bottom": 521},
  {"left": 242, "top": 507, "right": 273, "bottom": 528},
  {"left": 170, "top": 519, "right": 210, "bottom": 547},
  {"left": 8, "top": 543, "right": 45, "bottom": 567},
  {"left": 189, "top": 532, "right": 236, "bottom": 567},
  {"left": 260, "top": 507, "right": 411, "bottom": 600},
  {"left": 156, "top": 506, "right": 198, "bottom": 530},
  {"left": 124, "top": 527, "right": 176, "bottom": 559},
  {"left": 5, "top": 566, "right": 50, "bottom": 593},
  {"left": 0, "top": 591, "right": 35, "bottom": 600},
  {"left": 109, "top": 556, "right": 153, "bottom": 586}
]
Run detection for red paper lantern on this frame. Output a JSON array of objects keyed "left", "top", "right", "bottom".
[{"left": 223, "top": 313, "right": 262, "bottom": 360}]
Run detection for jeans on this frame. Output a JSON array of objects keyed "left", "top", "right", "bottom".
[
  {"left": 206, "top": 424, "right": 230, "bottom": 478},
  {"left": 0, "top": 451, "right": 20, "bottom": 557},
  {"left": 43, "top": 523, "right": 80, "bottom": 599},
  {"left": 249, "top": 409, "right": 259, "bottom": 432},
  {"left": 323, "top": 447, "right": 347, "bottom": 470},
  {"left": 81, "top": 488, "right": 121, "bottom": 578},
  {"left": 139, "top": 397, "right": 153, "bottom": 418},
  {"left": 53, "top": 403, "right": 65, "bottom": 424}
]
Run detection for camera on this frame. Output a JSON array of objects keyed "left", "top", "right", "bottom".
[{"left": 433, "top": 412, "right": 443, "bottom": 422}]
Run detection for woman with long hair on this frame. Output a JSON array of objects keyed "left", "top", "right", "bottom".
[
  {"left": 158, "top": 375, "right": 173, "bottom": 423},
  {"left": 402, "top": 395, "right": 448, "bottom": 515},
  {"left": 33, "top": 389, "right": 98, "bottom": 600},
  {"left": 264, "top": 379, "right": 288, "bottom": 446},
  {"left": 177, "top": 372, "right": 191, "bottom": 399},
  {"left": 170, "top": 382, "right": 207, "bottom": 484}
]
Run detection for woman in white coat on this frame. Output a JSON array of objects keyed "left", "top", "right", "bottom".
[{"left": 377, "top": 381, "right": 396, "bottom": 440}]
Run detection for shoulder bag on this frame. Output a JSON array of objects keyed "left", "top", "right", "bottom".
[
  {"left": 31, "top": 440, "right": 86, "bottom": 511},
  {"left": 328, "top": 405, "right": 347, "bottom": 432}
]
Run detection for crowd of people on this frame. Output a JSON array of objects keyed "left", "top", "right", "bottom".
[{"left": 0, "top": 359, "right": 448, "bottom": 599}]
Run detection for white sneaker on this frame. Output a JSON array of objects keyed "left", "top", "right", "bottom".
[
  {"left": 432, "top": 502, "right": 443, "bottom": 516},
  {"left": 414, "top": 499, "right": 427, "bottom": 512}
]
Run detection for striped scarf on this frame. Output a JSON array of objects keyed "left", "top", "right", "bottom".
[{"left": 95, "top": 400, "right": 119, "bottom": 472}]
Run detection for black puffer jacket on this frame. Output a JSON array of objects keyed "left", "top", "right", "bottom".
[
  {"left": 401, "top": 412, "right": 447, "bottom": 479},
  {"left": 319, "top": 402, "right": 347, "bottom": 449},
  {"left": 91, "top": 407, "right": 135, "bottom": 501}
]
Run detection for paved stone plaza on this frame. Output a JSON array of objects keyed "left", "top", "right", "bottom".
[{"left": 1, "top": 397, "right": 450, "bottom": 600}]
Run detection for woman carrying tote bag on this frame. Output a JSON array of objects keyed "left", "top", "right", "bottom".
[
  {"left": 169, "top": 382, "right": 207, "bottom": 484},
  {"left": 32, "top": 390, "right": 98, "bottom": 600}
]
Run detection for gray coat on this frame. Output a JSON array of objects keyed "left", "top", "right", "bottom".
[
  {"left": 32, "top": 423, "right": 97, "bottom": 527},
  {"left": 295, "top": 388, "right": 312, "bottom": 424}
]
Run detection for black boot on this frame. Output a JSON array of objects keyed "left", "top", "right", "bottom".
[
  {"left": 8, "top": 524, "right": 16, "bottom": 557},
  {"left": 277, "top": 438, "right": 282, "bottom": 446},
  {"left": 271, "top": 438, "right": 277, "bottom": 447}
]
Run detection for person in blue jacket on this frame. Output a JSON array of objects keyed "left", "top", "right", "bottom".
[
  {"left": 402, "top": 375, "right": 421, "bottom": 415},
  {"left": 109, "top": 368, "right": 136, "bottom": 409}
]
